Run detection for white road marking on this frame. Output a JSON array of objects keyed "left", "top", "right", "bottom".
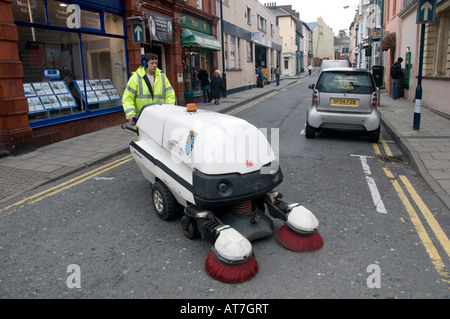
[{"left": 351, "top": 154, "right": 387, "bottom": 214}]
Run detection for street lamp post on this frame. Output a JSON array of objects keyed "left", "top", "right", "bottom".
[
  {"left": 414, "top": 23, "right": 425, "bottom": 130},
  {"left": 344, "top": 5, "right": 360, "bottom": 67}
]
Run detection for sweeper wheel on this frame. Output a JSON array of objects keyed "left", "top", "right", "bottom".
[
  {"left": 181, "top": 216, "right": 199, "bottom": 239},
  {"left": 152, "top": 180, "right": 178, "bottom": 221}
]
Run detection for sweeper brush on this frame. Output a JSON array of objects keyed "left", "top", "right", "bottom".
[
  {"left": 205, "top": 252, "right": 259, "bottom": 284},
  {"left": 122, "top": 103, "right": 324, "bottom": 284}
]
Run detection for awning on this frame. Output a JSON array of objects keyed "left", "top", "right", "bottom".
[
  {"left": 382, "top": 31, "right": 396, "bottom": 51},
  {"left": 181, "top": 29, "right": 221, "bottom": 51}
]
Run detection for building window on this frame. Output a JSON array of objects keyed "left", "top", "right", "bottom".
[
  {"left": 373, "top": 0, "right": 382, "bottom": 29},
  {"left": 229, "top": 36, "right": 236, "bottom": 69},
  {"left": 197, "top": 0, "right": 202, "bottom": 10},
  {"left": 258, "top": 14, "right": 266, "bottom": 32},
  {"left": 431, "top": 12, "right": 450, "bottom": 76},
  {"left": 247, "top": 6, "right": 251, "bottom": 25},
  {"left": 247, "top": 41, "right": 253, "bottom": 62},
  {"left": 12, "top": 0, "right": 127, "bottom": 126}
]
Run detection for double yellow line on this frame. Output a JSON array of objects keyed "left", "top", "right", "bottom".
[
  {"left": 226, "top": 91, "right": 279, "bottom": 116},
  {"left": 374, "top": 136, "right": 450, "bottom": 285},
  {"left": 0, "top": 155, "right": 133, "bottom": 219}
]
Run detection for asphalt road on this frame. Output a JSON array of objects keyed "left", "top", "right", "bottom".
[{"left": 1, "top": 76, "right": 449, "bottom": 301}]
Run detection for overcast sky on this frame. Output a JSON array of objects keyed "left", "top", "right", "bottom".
[{"left": 264, "top": 0, "right": 360, "bottom": 35}]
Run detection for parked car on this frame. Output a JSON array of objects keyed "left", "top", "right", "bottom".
[
  {"left": 321, "top": 59, "right": 350, "bottom": 70},
  {"left": 306, "top": 67, "right": 381, "bottom": 142}
]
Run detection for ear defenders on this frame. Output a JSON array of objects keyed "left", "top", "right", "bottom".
[{"left": 142, "top": 58, "right": 147, "bottom": 68}]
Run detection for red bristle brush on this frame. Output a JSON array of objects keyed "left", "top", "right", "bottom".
[
  {"left": 276, "top": 225, "right": 324, "bottom": 252},
  {"left": 205, "top": 251, "right": 258, "bottom": 284},
  {"left": 276, "top": 205, "right": 324, "bottom": 252}
]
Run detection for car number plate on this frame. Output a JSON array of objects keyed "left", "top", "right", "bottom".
[{"left": 331, "top": 98, "right": 358, "bottom": 106}]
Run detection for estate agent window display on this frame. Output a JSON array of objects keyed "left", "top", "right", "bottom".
[{"left": 12, "top": 0, "right": 127, "bottom": 126}]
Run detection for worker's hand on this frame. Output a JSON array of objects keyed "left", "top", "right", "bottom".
[{"left": 128, "top": 116, "right": 136, "bottom": 125}]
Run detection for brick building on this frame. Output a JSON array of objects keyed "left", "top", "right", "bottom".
[{"left": 0, "top": 0, "right": 220, "bottom": 155}]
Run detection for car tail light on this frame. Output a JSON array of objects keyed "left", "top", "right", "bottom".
[
  {"left": 312, "top": 89, "right": 319, "bottom": 105},
  {"left": 371, "top": 91, "right": 378, "bottom": 108}
]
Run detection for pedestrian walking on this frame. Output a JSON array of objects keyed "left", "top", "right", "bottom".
[
  {"left": 308, "top": 64, "right": 312, "bottom": 76},
  {"left": 210, "top": 70, "right": 224, "bottom": 105},
  {"left": 274, "top": 65, "right": 281, "bottom": 86},
  {"left": 390, "top": 57, "right": 403, "bottom": 100}
]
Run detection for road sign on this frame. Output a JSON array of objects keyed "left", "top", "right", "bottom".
[
  {"left": 417, "top": 0, "right": 436, "bottom": 24},
  {"left": 132, "top": 23, "right": 145, "bottom": 43}
]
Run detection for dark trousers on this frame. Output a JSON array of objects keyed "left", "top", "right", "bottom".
[{"left": 393, "top": 79, "right": 401, "bottom": 100}]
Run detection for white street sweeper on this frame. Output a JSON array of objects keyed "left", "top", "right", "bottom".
[{"left": 122, "top": 102, "right": 323, "bottom": 283}]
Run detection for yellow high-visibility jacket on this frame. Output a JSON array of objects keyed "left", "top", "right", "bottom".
[{"left": 122, "top": 66, "right": 175, "bottom": 120}]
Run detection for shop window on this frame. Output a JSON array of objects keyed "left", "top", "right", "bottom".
[
  {"left": 12, "top": 0, "right": 47, "bottom": 24},
  {"left": 80, "top": 9, "right": 101, "bottom": 30},
  {"left": 105, "top": 12, "right": 124, "bottom": 36},
  {"left": 80, "top": 34, "right": 127, "bottom": 109},
  {"left": 182, "top": 48, "right": 212, "bottom": 97},
  {"left": 18, "top": 26, "right": 84, "bottom": 119},
  {"left": 14, "top": 2, "right": 127, "bottom": 125},
  {"left": 46, "top": 1, "right": 100, "bottom": 30}
]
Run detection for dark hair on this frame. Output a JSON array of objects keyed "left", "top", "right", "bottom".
[
  {"left": 398, "top": 57, "right": 403, "bottom": 63},
  {"left": 144, "top": 53, "right": 158, "bottom": 62}
]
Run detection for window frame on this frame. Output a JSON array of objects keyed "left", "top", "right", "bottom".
[{"left": 13, "top": 0, "right": 128, "bottom": 129}]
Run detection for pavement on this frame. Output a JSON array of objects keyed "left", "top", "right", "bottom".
[{"left": 1, "top": 70, "right": 449, "bottom": 210}]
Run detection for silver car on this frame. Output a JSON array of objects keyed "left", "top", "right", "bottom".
[{"left": 306, "top": 67, "right": 381, "bottom": 142}]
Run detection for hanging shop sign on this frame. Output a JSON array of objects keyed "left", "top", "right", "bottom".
[{"left": 147, "top": 11, "right": 173, "bottom": 43}]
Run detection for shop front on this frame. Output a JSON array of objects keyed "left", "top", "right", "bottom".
[
  {"left": 1, "top": 0, "right": 127, "bottom": 154},
  {"left": 252, "top": 32, "right": 280, "bottom": 84},
  {"left": 179, "top": 13, "right": 220, "bottom": 103}
]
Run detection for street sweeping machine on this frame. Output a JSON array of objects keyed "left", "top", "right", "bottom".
[{"left": 122, "top": 102, "right": 323, "bottom": 283}]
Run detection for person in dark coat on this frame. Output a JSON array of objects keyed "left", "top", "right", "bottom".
[
  {"left": 210, "top": 70, "right": 224, "bottom": 105},
  {"left": 391, "top": 57, "right": 403, "bottom": 100},
  {"left": 198, "top": 68, "right": 210, "bottom": 103}
]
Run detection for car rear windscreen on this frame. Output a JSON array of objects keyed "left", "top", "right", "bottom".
[{"left": 316, "top": 72, "right": 375, "bottom": 94}]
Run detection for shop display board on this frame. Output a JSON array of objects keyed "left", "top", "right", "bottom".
[
  {"left": 73, "top": 79, "right": 121, "bottom": 105},
  {"left": 25, "top": 81, "right": 78, "bottom": 113}
]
